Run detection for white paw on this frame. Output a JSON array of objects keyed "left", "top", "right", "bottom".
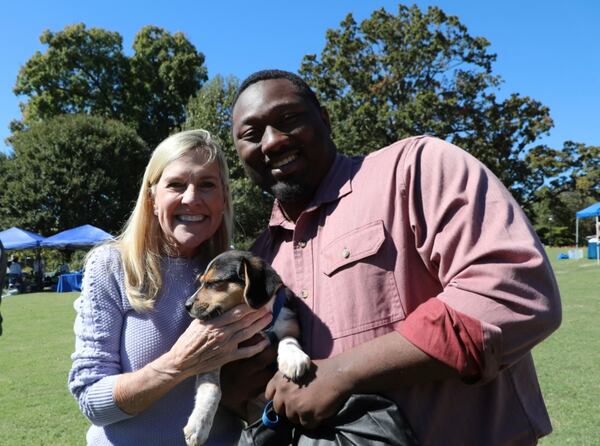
[
  {"left": 278, "top": 346, "right": 311, "bottom": 381},
  {"left": 183, "top": 416, "right": 211, "bottom": 446}
]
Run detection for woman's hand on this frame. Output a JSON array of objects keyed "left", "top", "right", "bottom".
[
  {"left": 115, "top": 305, "right": 272, "bottom": 416},
  {"left": 158, "top": 304, "right": 273, "bottom": 379}
]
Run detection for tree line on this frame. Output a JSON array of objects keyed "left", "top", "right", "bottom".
[{"left": 1, "top": 5, "right": 598, "bottom": 248}]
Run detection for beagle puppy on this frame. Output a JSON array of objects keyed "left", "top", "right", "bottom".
[{"left": 182, "top": 250, "right": 311, "bottom": 445}]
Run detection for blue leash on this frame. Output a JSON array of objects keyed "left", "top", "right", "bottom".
[
  {"left": 262, "top": 288, "right": 287, "bottom": 428},
  {"left": 261, "top": 400, "right": 280, "bottom": 429}
]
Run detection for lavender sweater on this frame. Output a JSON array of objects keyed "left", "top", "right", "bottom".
[{"left": 68, "top": 245, "right": 243, "bottom": 445}]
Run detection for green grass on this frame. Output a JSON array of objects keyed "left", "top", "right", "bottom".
[
  {"left": 536, "top": 247, "right": 600, "bottom": 445},
  {"left": 0, "top": 248, "right": 598, "bottom": 445},
  {"left": 0, "top": 291, "right": 88, "bottom": 445}
]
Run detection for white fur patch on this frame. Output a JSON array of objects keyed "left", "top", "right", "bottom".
[
  {"left": 277, "top": 336, "right": 311, "bottom": 380},
  {"left": 184, "top": 370, "right": 221, "bottom": 446}
]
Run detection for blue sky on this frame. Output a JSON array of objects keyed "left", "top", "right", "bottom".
[{"left": 1, "top": 1, "right": 598, "bottom": 154}]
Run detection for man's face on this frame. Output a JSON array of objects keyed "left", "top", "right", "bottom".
[{"left": 232, "top": 78, "right": 335, "bottom": 203}]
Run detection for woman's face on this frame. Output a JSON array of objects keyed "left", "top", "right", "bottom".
[{"left": 153, "top": 152, "right": 225, "bottom": 257}]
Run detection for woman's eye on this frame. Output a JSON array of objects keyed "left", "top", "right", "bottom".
[
  {"left": 199, "top": 181, "right": 216, "bottom": 190},
  {"left": 167, "top": 182, "right": 185, "bottom": 189}
]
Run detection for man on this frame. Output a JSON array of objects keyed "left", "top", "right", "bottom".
[{"left": 227, "top": 69, "right": 561, "bottom": 445}]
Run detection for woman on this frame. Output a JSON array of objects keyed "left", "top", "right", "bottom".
[{"left": 68, "top": 130, "right": 272, "bottom": 445}]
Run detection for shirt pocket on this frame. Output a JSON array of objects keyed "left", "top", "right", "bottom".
[{"left": 320, "top": 220, "right": 406, "bottom": 339}]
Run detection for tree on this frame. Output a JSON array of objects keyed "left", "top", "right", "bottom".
[
  {"left": 128, "top": 26, "right": 207, "bottom": 148},
  {"left": 526, "top": 141, "right": 600, "bottom": 244},
  {"left": 184, "top": 76, "right": 272, "bottom": 248},
  {"left": 12, "top": 23, "right": 206, "bottom": 148},
  {"left": 299, "top": 5, "right": 553, "bottom": 204},
  {"left": 0, "top": 114, "right": 147, "bottom": 235}
]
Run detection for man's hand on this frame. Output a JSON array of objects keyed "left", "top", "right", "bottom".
[
  {"left": 220, "top": 334, "right": 277, "bottom": 420},
  {"left": 265, "top": 357, "right": 353, "bottom": 429}
]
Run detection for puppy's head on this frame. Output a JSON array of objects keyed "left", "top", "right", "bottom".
[{"left": 185, "top": 250, "right": 282, "bottom": 320}]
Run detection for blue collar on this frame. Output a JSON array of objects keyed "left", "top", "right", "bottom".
[
  {"left": 271, "top": 287, "right": 286, "bottom": 321},
  {"left": 264, "top": 287, "right": 286, "bottom": 344}
]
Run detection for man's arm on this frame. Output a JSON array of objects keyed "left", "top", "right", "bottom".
[{"left": 265, "top": 330, "right": 458, "bottom": 428}]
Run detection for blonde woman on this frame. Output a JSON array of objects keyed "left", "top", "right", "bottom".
[{"left": 69, "top": 130, "right": 272, "bottom": 445}]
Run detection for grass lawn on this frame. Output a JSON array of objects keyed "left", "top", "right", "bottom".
[
  {"left": 0, "top": 247, "right": 598, "bottom": 445},
  {"left": 0, "top": 291, "right": 88, "bottom": 445},
  {"left": 536, "top": 247, "right": 600, "bottom": 445}
]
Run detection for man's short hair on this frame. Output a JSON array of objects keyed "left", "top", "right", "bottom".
[{"left": 232, "top": 69, "right": 322, "bottom": 111}]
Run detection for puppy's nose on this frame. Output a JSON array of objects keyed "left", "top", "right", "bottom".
[{"left": 185, "top": 295, "right": 195, "bottom": 312}]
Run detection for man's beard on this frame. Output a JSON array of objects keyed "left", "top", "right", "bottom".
[
  {"left": 270, "top": 180, "right": 315, "bottom": 203},
  {"left": 242, "top": 163, "right": 316, "bottom": 203}
]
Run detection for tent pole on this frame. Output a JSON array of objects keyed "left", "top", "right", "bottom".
[
  {"left": 576, "top": 218, "right": 579, "bottom": 248},
  {"left": 597, "top": 216, "right": 599, "bottom": 265}
]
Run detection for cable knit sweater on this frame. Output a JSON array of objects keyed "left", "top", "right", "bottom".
[{"left": 68, "top": 245, "right": 243, "bottom": 445}]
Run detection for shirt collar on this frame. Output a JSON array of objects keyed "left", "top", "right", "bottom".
[{"left": 267, "top": 152, "right": 354, "bottom": 229}]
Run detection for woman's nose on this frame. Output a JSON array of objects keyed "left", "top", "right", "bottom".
[{"left": 181, "top": 184, "right": 201, "bottom": 205}]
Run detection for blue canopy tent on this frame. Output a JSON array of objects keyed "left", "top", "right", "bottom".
[
  {"left": 575, "top": 202, "right": 600, "bottom": 263},
  {"left": 0, "top": 227, "right": 46, "bottom": 292},
  {"left": 0, "top": 227, "right": 46, "bottom": 250},
  {"left": 41, "top": 224, "right": 113, "bottom": 249}
]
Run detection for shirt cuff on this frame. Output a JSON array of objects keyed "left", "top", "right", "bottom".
[
  {"left": 396, "top": 298, "right": 484, "bottom": 382},
  {"left": 81, "top": 374, "right": 134, "bottom": 426}
]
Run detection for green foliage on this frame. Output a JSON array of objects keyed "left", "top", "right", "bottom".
[
  {"left": 527, "top": 142, "right": 600, "bottom": 244},
  {"left": 299, "top": 5, "right": 553, "bottom": 204},
  {"left": 184, "top": 76, "right": 272, "bottom": 247},
  {"left": 0, "top": 114, "right": 147, "bottom": 235},
  {"left": 13, "top": 23, "right": 207, "bottom": 148},
  {"left": 128, "top": 26, "right": 208, "bottom": 148},
  {"left": 13, "top": 24, "right": 127, "bottom": 125}
]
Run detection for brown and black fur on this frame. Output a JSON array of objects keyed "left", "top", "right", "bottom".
[{"left": 182, "top": 250, "right": 310, "bottom": 446}]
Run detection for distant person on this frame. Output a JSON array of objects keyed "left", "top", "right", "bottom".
[
  {"left": 33, "top": 256, "right": 45, "bottom": 291},
  {"left": 68, "top": 129, "right": 271, "bottom": 445},
  {"left": 8, "top": 256, "right": 22, "bottom": 288},
  {"left": 58, "top": 262, "right": 69, "bottom": 274}
]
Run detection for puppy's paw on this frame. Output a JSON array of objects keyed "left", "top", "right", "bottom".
[
  {"left": 183, "top": 414, "right": 211, "bottom": 446},
  {"left": 278, "top": 345, "right": 311, "bottom": 381},
  {"left": 183, "top": 419, "right": 210, "bottom": 446}
]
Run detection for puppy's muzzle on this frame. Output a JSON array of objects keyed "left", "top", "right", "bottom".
[{"left": 185, "top": 294, "right": 223, "bottom": 321}]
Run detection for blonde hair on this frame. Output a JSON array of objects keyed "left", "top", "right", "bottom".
[{"left": 113, "top": 129, "right": 232, "bottom": 312}]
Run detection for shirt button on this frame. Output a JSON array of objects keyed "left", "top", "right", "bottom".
[
  {"left": 297, "top": 241, "right": 307, "bottom": 248},
  {"left": 299, "top": 289, "right": 309, "bottom": 299},
  {"left": 342, "top": 247, "right": 350, "bottom": 259}
]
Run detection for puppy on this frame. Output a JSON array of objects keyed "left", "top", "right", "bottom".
[{"left": 182, "top": 250, "right": 311, "bottom": 446}]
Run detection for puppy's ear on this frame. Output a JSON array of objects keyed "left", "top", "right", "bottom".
[{"left": 241, "top": 257, "right": 283, "bottom": 309}]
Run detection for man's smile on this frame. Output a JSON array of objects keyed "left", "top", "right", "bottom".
[{"left": 269, "top": 150, "right": 300, "bottom": 170}]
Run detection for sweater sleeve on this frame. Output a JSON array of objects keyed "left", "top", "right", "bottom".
[
  {"left": 67, "top": 245, "right": 134, "bottom": 426},
  {"left": 399, "top": 137, "right": 561, "bottom": 384}
]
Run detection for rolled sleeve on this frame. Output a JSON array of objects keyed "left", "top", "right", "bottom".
[
  {"left": 403, "top": 138, "right": 561, "bottom": 383},
  {"left": 396, "top": 298, "right": 484, "bottom": 381}
]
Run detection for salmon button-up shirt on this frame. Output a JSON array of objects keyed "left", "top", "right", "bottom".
[{"left": 252, "top": 136, "right": 561, "bottom": 446}]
